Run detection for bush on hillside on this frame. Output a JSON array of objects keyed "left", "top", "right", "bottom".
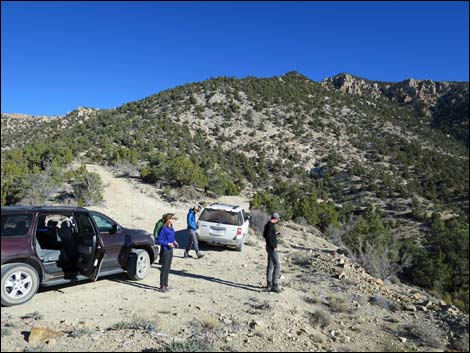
[
  {"left": 207, "top": 171, "right": 240, "bottom": 196},
  {"left": 71, "top": 165, "right": 104, "bottom": 207},
  {"left": 166, "top": 156, "right": 208, "bottom": 188}
]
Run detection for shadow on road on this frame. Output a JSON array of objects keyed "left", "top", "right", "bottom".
[
  {"left": 157, "top": 267, "right": 264, "bottom": 293},
  {"left": 109, "top": 277, "right": 161, "bottom": 291}
]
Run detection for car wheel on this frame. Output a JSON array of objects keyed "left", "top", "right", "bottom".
[
  {"left": 127, "top": 249, "right": 150, "bottom": 280},
  {"left": 235, "top": 241, "right": 244, "bottom": 252},
  {"left": 1, "top": 263, "right": 40, "bottom": 307}
]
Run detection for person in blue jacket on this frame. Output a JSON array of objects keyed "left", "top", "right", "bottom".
[
  {"left": 157, "top": 213, "right": 178, "bottom": 292},
  {"left": 184, "top": 205, "right": 204, "bottom": 259}
]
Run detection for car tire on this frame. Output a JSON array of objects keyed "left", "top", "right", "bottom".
[
  {"left": 1, "top": 263, "right": 40, "bottom": 307},
  {"left": 127, "top": 249, "right": 150, "bottom": 281},
  {"left": 235, "top": 241, "right": 244, "bottom": 252}
]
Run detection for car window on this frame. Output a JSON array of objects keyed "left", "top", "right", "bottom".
[
  {"left": 1, "top": 214, "right": 33, "bottom": 237},
  {"left": 92, "top": 214, "right": 114, "bottom": 233},
  {"left": 199, "top": 209, "right": 243, "bottom": 226},
  {"left": 38, "top": 214, "right": 72, "bottom": 230},
  {"left": 76, "top": 213, "right": 96, "bottom": 236}
]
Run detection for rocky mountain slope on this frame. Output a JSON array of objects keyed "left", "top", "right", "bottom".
[
  {"left": 1, "top": 164, "right": 468, "bottom": 352},
  {"left": 323, "top": 73, "right": 469, "bottom": 145},
  {"left": 2, "top": 72, "right": 468, "bottom": 232}
]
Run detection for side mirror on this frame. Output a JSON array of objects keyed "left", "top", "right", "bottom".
[{"left": 246, "top": 214, "right": 251, "bottom": 221}]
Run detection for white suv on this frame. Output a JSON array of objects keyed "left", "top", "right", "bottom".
[{"left": 197, "top": 204, "right": 250, "bottom": 252}]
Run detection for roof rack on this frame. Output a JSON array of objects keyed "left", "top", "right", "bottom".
[
  {"left": 2, "top": 206, "right": 89, "bottom": 211},
  {"left": 206, "top": 203, "right": 242, "bottom": 211}
]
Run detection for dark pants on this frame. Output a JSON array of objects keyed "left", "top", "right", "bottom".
[
  {"left": 185, "top": 228, "right": 200, "bottom": 255},
  {"left": 160, "top": 248, "right": 173, "bottom": 287},
  {"left": 266, "top": 246, "right": 280, "bottom": 287}
]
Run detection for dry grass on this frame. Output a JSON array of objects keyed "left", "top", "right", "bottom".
[
  {"left": 369, "top": 295, "right": 401, "bottom": 312},
  {"left": 198, "top": 317, "right": 220, "bottom": 331},
  {"left": 405, "top": 321, "right": 444, "bottom": 348},
  {"left": 291, "top": 252, "right": 312, "bottom": 268},
  {"left": 303, "top": 296, "right": 319, "bottom": 305},
  {"left": 108, "top": 316, "right": 157, "bottom": 334},
  {"left": 450, "top": 332, "right": 469, "bottom": 352},
  {"left": 68, "top": 328, "right": 96, "bottom": 338},
  {"left": 155, "top": 339, "right": 216, "bottom": 352},
  {"left": 308, "top": 309, "right": 331, "bottom": 329},
  {"left": 326, "top": 294, "right": 351, "bottom": 313}
]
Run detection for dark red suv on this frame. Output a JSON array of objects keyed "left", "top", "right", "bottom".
[{"left": 1, "top": 206, "right": 159, "bottom": 306}]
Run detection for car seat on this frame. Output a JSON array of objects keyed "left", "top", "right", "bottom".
[{"left": 58, "top": 221, "right": 78, "bottom": 267}]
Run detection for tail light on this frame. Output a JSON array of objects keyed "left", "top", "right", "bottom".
[{"left": 236, "top": 227, "right": 242, "bottom": 237}]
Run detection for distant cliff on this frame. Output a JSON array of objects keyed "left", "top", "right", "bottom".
[{"left": 323, "top": 73, "right": 469, "bottom": 145}]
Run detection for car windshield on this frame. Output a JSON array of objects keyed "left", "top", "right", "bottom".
[
  {"left": 199, "top": 209, "right": 242, "bottom": 226},
  {"left": 1, "top": 214, "right": 33, "bottom": 237}
]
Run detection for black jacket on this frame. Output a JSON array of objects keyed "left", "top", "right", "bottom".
[{"left": 263, "top": 221, "right": 278, "bottom": 250}]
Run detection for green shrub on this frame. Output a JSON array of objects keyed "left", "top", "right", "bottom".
[
  {"left": 166, "top": 156, "right": 208, "bottom": 188},
  {"left": 208, "top": 172, "right": 240, "bottom": 196},
  {"left": 71, "top": 165, "right": 104, "bottom": 206}
]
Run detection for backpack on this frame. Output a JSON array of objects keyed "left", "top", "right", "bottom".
[{"left": 153, "top": 214, "right": 167, "bottom": 242}]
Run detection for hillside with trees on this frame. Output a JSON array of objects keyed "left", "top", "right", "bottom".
[{"left": 1, "top": 71, "right": 468, "bottom": 311}]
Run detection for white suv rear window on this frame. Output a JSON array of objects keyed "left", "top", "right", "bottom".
[{"left": 199, "top": 209, "right": 243, "bottom": 226}]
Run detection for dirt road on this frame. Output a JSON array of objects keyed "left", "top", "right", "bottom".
[{"left": 1, "top": 164, "right": 313, "bottom": 352}]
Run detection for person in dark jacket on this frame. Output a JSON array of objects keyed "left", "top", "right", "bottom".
[
  {"left": 184, "top": 206, "right": 204, "bottom": 259},
  {"left": 157, "top": 213, "right": 178, "bottom": 292},
  {"left": 263, "top": 212, "right": 281, "bottom": 293}
]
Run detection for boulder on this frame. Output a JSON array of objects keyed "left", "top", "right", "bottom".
[
  {"left": 338, "top": 272, "right": 347, "bottom": 280},
  {"left": 412, "top": 292, "right": 427, "bottom": 301},
  {"left": 404, "top": 304, "right": 417, "bottom": 312},
  {"left": 28, "top": 327, "right": 64, "bottom": 345}
]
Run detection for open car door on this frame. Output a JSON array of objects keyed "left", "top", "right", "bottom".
[{"left": 74, "top": 211, "right": 106, "bottom": 281}]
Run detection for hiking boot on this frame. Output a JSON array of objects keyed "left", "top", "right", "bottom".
[
  {"left": 271, "top": 286, "right": 281, "bottom": 293},
  {"left": 197, "top": 252, "right": 204, "bottom": 259},
  {"left": 159, "top": 286, "right": 165, "bottom": 292},
  {"left": 263, "top": 282, "right": 272, "bottom": 292}
]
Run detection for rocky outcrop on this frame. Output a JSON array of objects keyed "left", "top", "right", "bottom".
[
  {"left": 323, "top": 73, "right": 382, "bottom": 99},
  {"left": 323, "top": 73, "right": 469, "bottom": 145}
]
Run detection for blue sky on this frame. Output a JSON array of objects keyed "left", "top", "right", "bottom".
[{"left": 2, "top": 1, "right": 469, "bottom": 116}]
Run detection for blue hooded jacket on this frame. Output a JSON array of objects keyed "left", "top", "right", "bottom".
[{"left": 187, "top": 208, "right": 197, "bottom": 230}]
